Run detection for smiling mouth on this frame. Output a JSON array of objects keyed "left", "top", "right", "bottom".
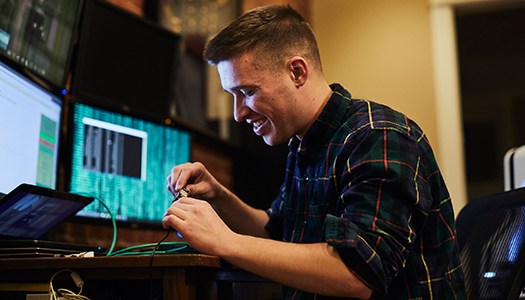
[{"left": 252, "top": 118, "right": 267, "bottom": 128}]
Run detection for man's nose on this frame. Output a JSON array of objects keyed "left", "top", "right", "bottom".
[{"left": 233, "top": 97, "right": 249, "bottom": 123}]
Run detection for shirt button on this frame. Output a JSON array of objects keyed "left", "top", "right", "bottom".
[
  {"left": 305, "top": 176, "right": 309, "bottom": 181},
  {"left": 303, "top": 220, "right": 307, "bottom": 226}
]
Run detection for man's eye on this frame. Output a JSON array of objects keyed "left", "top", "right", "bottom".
[{"left": 242, "top": 90, "right": 254, "bottom": 97}]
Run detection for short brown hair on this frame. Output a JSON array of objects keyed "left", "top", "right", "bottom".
[{"left": 204, "top": 5, "right": 322, "bottom": 74}]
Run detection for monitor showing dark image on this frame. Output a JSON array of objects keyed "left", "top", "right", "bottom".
[
  {"left": 67, "top": 101, "right": 191, "bottom": 225},
  {"left": 71, "top": 0, "right": 182, "bottom": 119},
  {"left": 0, "top": 0, "right": 82, "bottom": 89}
]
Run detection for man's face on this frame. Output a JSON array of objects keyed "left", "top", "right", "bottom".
[{"left": 217, "top": 52, "right": 308, "bottom": 146}]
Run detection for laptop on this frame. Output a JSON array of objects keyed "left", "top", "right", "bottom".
[{"left": 0, "top": 183, "right": 106, "bottom": 258}]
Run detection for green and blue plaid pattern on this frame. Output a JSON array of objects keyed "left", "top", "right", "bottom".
[{"left": 266, "top": 84, "right": 466, "bottom": 300}]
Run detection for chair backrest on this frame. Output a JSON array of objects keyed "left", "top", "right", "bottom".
[{"left": 457, "top": 187, "right": 525, "bottom": 300}]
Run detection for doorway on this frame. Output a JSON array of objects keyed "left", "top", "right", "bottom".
[{"left": 456, "top": 3, "right": 525, "bottom": 200}]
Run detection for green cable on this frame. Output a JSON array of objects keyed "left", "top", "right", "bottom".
[
  {"left": 74, "top": 192, "right": 117, "bottom": 256},
  {"left": 109, "top": 245, "right": 190, "bottom": 256},
  {"left": 95, "top": 197, "right": 117, "bottom": 256},
  {"left": 71, "top": 193, "right": 191, "bottom": 258},
  {"left": 108, "top": 242, "right": 190, "bottom": 256}
]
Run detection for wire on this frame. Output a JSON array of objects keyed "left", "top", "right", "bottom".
[
  {"left": 108, "top": 241, "right": 189, "bottom": 256},
  {"left": 55, "top": 289, "right": 90, "bottom": 300},
  {"left": 74, "top": 192, "right": 117, "bottom": 256},
  {"left": 149, "top": 228, "right": 173, "bottom": 300},
  {"left": 110, "top": 248, "right": 189, "bottom": 256},
  {"left": 94, "top": 196, "right": 116, "bottom": 255},
  {"left": 49, "top": 269, "right": 90, "bottom": 300},
  {"left": 73, "top": 187, "right": 189, "bottom": 257}
]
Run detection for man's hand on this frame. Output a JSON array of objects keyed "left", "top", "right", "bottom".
[
  {"left": 162, "top": 196, "right": 236, "bottom": 256},
  {"left": 167, "top": 162, "right": 228, "bottom": 202},
  {"left": 166, "top": 161, "right": 270, "bottom": 239}
]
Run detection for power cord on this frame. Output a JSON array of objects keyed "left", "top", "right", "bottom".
[{"left": 49, "top": 269, "right": 90, "bottom": 300}]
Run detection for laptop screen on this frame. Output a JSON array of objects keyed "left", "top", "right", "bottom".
[
  {"left": 0, "top": 60, "right": 63, "bottom": 194},
  {"left": 0, "top": 184, "right": 94, "bottom": 240}
]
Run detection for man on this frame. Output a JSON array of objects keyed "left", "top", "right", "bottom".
[{"left": 163, "top": 5, "right": 466, "bottom": 299}]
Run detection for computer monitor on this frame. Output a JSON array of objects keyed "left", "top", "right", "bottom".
[
  {"left": 66, "top": 100, "right": 191, "bottom": 226},
  {"left": 70, "top": 0, "right": 182, "bottom": 119},
  {"left": 0, "top": 59, "right": 63, "bottom": 194},
  {"left": 0, "top": 0, "right": 83, "bottom": 89}
]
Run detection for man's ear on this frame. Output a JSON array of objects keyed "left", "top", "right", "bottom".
[{"left": 288, "top": 57, "right": 308, "bottom": 87}]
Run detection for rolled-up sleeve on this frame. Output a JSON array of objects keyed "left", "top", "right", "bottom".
[{"left": 323, "top": 125, "right": 434, "bottom": 297}]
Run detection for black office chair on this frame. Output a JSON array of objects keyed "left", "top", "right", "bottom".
[{"left": 457, "top": 187, "right": 525, "bottom": 300}]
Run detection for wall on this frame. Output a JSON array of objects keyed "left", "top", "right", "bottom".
[
  {"left": 242, "top": 0, "right": 310, "bottom": 20},
  {"left": 312, "top": 0, "right": 471, "bottom": 214},
  {"left": 312, "top": 0, "right": 438, "bottom": 152}
]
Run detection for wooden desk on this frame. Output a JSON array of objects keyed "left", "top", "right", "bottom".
[{"left": 0, "top": 254, "right": 283, "bottom": 300}]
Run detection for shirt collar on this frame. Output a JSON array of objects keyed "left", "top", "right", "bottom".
[{"left": 288, "top": 83, "right": 352, "bottom": 163}]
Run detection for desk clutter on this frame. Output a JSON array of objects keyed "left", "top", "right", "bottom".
[{"left": 0, "top": 255, "right": 283, "bottom": 300}]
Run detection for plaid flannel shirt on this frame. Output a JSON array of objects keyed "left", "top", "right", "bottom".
[{"left": 265, "top": 84, "right": 466, "bottom": 299}]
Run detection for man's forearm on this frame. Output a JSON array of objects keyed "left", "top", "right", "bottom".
[
  {"left": 217, "top": 234, "right": 373, "bottom": 299},
  {"left": 212, "top": 190, "right": 271, "bottom": 238}
]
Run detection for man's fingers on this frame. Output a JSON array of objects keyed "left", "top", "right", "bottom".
[{"left": 167, "top": 163, "right": 200, "bottom": 195}]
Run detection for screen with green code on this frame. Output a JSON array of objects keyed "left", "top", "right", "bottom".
[{"left": 69, "top": 103, "right": 191, "bottom": 225}]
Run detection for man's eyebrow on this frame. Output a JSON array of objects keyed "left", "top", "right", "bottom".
[{"left": 225, "top": 85, "right": 252, "bottom": 93}]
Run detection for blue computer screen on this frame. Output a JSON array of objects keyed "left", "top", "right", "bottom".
[{"left": 68, "top": 102, "right": 191, "bottom": 225}]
